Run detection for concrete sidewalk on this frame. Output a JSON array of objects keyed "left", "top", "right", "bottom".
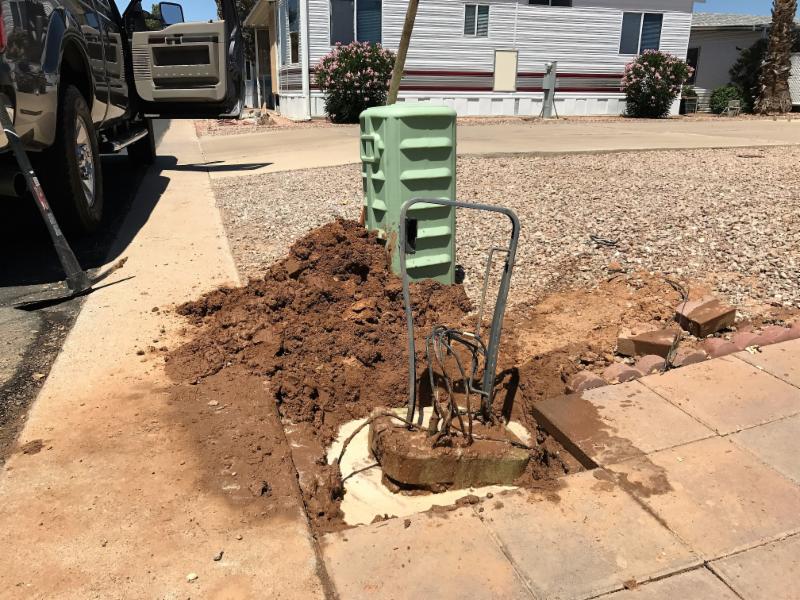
[
  {"left": 198, "top": 118, "right": 800, "bottom": 178},
  {"left": 0, "top": 121, "right": 324, "bottom": 599},
  {"left": 322, "top": 339, "right": 800, "bottom": 599}
]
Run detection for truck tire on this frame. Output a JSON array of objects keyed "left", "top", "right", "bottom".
[
  {"left": 127, "top": 119, "right": 156, "bottom": 166},
  {"left": 40, "top": 85, "right": 104, "bottom": 234}
]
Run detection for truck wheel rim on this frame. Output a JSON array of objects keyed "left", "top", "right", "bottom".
[{"left": 75, "top": 116, "right": 95, "bottom": 208}]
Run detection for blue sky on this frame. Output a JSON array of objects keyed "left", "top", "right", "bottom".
[
  {"left": 694, "top": 0, "right": 793, "bottom": 16},
  {"left": 115, "top": 1, "right": 795, "bottom": 21},
  {"left": 114, "top": 1, "right": 219, "bottom": 21}
]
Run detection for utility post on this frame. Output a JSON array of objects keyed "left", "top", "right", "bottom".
[{"left": 387, "top": 0, "right": 420, "bottom": 104}]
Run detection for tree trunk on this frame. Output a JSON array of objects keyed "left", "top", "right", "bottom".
[
  {"left": 387, "top": 0, "right": 420, "bottom": 105},
  {"left": 756, "top": 0, "right": 798, "bottom": 114}
]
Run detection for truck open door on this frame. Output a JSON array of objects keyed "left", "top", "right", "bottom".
[{"left": 125, "top": 1, "right": 245, "bottom": 118}]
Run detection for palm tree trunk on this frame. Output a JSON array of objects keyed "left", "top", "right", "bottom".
[{"left": 756, "top": 0, "right": 798, "bottom": 114}]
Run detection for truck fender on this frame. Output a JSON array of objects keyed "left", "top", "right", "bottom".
[
  {"left": 32, "top": 9, "right": 97, "bottom": 147},
  {"left": 43, "top": 10, "right": 96, "bottom": 102}
]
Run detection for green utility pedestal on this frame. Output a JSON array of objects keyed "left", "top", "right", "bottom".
[{"left": 360, "top": 104, "right": 456, "bottom": 284}]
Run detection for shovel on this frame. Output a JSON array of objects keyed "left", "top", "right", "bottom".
[{"left": 0, "top": 94, "right": 126, "bottom": 309}]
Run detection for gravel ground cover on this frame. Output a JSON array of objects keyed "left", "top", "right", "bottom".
[
  {"left": 197, "top": 113, "right": 796, "bottom": 137},
  {"left": 212, "top": 146, "right": 800, "bottom": 315}
]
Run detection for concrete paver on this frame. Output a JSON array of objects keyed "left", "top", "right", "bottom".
[
  {"left": 640, "top": 356, "right": 800, "bottom": 434},
  {"left": 532, "top": 382, "right": 714, "bottom": 467},
  {"left": 322, "top": 508, "right": 534, "bottom": 599},
  {"left": 736, "top": 339, "right": 800, "bottom": 389},
  {"left": 198, "top": 119, "right": 800, "bottom": 178},
  {"left": 711, "top": 534, "right": 800, "bottom": 600},
  {"left": 479, "top": 471, "right": 700, "bottom": 600},
  {"left": 731, "top": 415, "right": 800, "bottom": 484},
  {"left": 607, "top": 437, "right": 800, "bottom": 560},
  {"left": 601, "top": 567, "right": 739, "bottom": 599}
]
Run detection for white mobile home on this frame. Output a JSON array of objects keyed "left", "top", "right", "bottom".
[
  {"left": 688, "top": 13, "right": 800, "bottom": 111},
  {"left": 247, "top": 0, "right": 697, "bottom": 120}
]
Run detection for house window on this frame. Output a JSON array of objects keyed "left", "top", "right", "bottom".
[
  {"left": 330, "top": 0, "right": 382, "bottom": 45},
  {"left": 619, "top": 12, "right": 663, "bottom": 54},
  {"left": 288, "top": 0, "right": 300, "bottom": 63},
  {"left": 279, "top": 0, "right": 288, "bottom": 65},
  {"left": 464, "top": 4, "right": 489, "bottom": 37},
  {"left": 529, "top": 0, "right": 572, "bottom": 6}
]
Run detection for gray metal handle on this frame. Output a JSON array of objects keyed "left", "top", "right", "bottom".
[{"left": 398, "top": 197, "right": 520, "bottom": 424}]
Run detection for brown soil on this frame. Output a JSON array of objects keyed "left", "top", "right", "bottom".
[
  {"left": 168, "top": 219, "right": 798, "bottom": 534},
  {"left": 168, "top": 220, "right": 575, "bottom": 532},
  {"left": 170, "top": 219, "right": 473, "bottom": 447},
  {"left": 505, "top": 273, "right": 799, "bottom": 404},
  {"left": 167, "top": 366, "right": 306, "bottom": 521}
]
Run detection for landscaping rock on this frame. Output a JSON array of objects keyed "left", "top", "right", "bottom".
[
  {"left": 671, "top": 348, "right": 708, "bottom": 368},
  {"left": 602, "top": 363, "right": 642, "bottom": 384},
  {"left": 617, "top": 326, "right": 678, "bottom": 358},
  {"left": 701, "top": 338, "right": 738, "bottom": 359},
  {"left": 789, "top": 322, "right": 800, "bottom": 340},
  {"left": 635, "top": 355, "right": 666, "bottom": 374},
  {"left": 566, "top": 371, "right": 607, "bottom": 394},
  {"left": 675, "top": 297, "right": 736, "bottom": 337}
]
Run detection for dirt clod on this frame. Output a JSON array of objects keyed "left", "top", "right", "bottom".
[{"left": 19, "top": 439, "right": 44, "bottom": 455}]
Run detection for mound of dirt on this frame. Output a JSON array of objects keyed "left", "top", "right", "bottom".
[
  {"left": 171, "top": 219, "right": 473, "bottom": 446},
  {"left": 168, "top": 219, "right": 577, "bottom": 531}
]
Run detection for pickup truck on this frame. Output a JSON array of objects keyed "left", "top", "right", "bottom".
[{"left": 0, "top": 0, "right": 244, "bottom": 233}]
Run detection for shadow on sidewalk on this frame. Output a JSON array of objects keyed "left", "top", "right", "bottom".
[{"left": 0, "top": 154, "right": 172, "bottom": 291}]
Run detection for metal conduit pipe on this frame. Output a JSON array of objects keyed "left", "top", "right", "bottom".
[{"left": 0, "top": 169, "right": 25, "bottom": 197}]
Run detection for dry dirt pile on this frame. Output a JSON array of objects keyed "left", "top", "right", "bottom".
[
  {"left": 168, "top": 220, "right": 577, "bottom": 531},
  {"left": 171, "top": 219, "right": 472, "bottom": 446}
]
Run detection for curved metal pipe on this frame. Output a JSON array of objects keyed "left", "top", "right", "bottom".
[
  {"left": 0, "top": 170, "right": 25, "bottom": 197},
  {"left": 399, "top": 197, "right": 520, "bottom": 425}
]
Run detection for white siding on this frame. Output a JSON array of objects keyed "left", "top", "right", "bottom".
[
  {"left": 792, "top": 54, "right": 800, "bottom": 107},
  {"left": 292, "top": 0, "right": 696, "bottom": 119},
  {"left": 308, "top": 0, "right": 692, "bottom": 72},
  {"left": 687, "top": 29, "right": 765, "bottom": 108},
  {"left": 309, "top": 0, "right": 331, "bottom": 65}
]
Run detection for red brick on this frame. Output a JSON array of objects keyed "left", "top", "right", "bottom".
[
  {"left": 602, "top": 363, "right": 642, "bottom": 384},
  {"left": 635, "top": 355, "right": 667, "bottom": 375},
  {"left": 701, "top": 338, "right": 738, "bottom": 359},
  {"left": 671, "top": 348, "right": 708, "bottom": 368},
  {"left": 753, "top": 326, "right": 793, "bottom": 347},
  {"left": 566, "top": 371, "right": 607, "bottom": 394},
  {"left": 617, "top": 327, "right": 678, "bottom": 358},
  {"left": 731, "top": 331, "right": 760, "bottom": 351},
  {"left": 675, "top": 297, "right": 736, "bottom": 337}
]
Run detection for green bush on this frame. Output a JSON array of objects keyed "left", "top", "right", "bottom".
[
  {"left": 315, "top": 42, "right": 395, "bottom": 124},
  {"left": 622, "top": 50, "right": 693, "bottom": 118},
  {"left": 709, "top": 86, "right": 742, "bottom": 114}
]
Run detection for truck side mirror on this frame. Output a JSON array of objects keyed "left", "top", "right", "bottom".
[{"left": 159, "top": 2, "right": 185, "bottom": 26}]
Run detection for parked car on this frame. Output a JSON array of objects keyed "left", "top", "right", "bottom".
[{"left": 0, "top": 0, "right": 244, "bottom": 233}]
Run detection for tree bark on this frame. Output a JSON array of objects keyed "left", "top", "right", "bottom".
[
  {"left": 387, "top": 0, "right": 420, "bottom": 105},
  {"left": 756, "top": 0, "right": 798, "bottom": 114}
]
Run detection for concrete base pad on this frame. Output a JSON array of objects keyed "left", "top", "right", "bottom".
[
  {"left": 369, "top": 415, "right": 529, "bottom": 490},
  {"left": 327, "top": 411, "right": 530, "bottom": 526}
]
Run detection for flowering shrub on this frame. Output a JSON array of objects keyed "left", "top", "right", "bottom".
[
  {"left": 621, "top": 50, "right": 693, "bottom": 118},
  {"left": 315, "top": 42, "right": 395, "bottom": 123}
]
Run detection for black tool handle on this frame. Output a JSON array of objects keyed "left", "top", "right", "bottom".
[{"left": 0, "top": 95, "right": 91, "bottom": 293}]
